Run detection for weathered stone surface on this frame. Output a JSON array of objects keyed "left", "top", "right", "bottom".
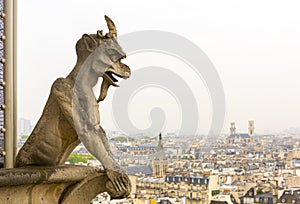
[
  {"left": 0, "top": 15, "right": 132, "bottom": 203},
  {"left": 13, "top": 15, "right": 131, "bottom": 199},
  {"left": 0, "top": 165, "right": 117, "bottom": 204},
  {"left": 0, "top": 166, "right": 99, "bottom": 186}
]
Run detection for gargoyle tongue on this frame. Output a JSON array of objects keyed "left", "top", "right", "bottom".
[{"left": 98, "top": 78, "right": 111, "bottom": 102}]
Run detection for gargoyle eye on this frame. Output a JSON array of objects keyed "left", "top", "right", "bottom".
[
  {"left": 107, "top": 49, "right": 116, "bottom": 56},
  {"left": 107, "top": 49, "right": 122, "bottom": 61}
]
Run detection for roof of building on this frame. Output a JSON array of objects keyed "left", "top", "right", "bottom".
[
  {"left": 228, "top": 134, "right": 250, "bottom": 139},
  {"left": 124, "top": 165, "right": 152, "bottom": 176},
  {"left": 243, "top": 187, "right": 255, "bottom": 198},
  {"left": 254, "top": 192, "right": 274, "bottom": 199},
  {"left": 165, "top": 173, "right": 209, "bottom": 186},
  {"left": 278, "top": 189, "right": 300, "bottom": 203},
  {"left": 137, "top": 177, "right": 165, "bottom": 183}
]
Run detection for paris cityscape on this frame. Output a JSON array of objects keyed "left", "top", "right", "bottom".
[
  {"left": 1, "top": 0, "right": 300, "bottom": 204},
  {"left": 14, "top": 118, "right": 300, "bottom": 204}
]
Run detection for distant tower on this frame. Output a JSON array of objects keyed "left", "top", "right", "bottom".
[
  {"left": 152, "top": 132, "right": 168, "bottom": 177},
  {"left": 157, "top": 132, "right": 163, "bottom": 150},
  {"left": 248, "top": 120, "right": 255, "bottom": 143},
  {"left": 18, "top": 118, "right": 32, "bottom": 136},
  {"left": 230, "top": 122, "right": 236, "bottom": 135}
]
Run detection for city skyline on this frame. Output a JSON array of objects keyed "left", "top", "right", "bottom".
[
  {"left": 18, "top": 0, "right": 300, "bottom": 134},
  {"left": 16, "top": 117, "right": 300, "bottom": 136}
]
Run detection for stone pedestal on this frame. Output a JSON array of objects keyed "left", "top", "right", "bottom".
[{"left": 0, "top": 165, "right": 113, "bottom": 204}]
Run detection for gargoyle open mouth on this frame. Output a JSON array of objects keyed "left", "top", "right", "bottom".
[
  {"left": 98, "top": 63, "right": 131, "bottom": 103},
  {"left": 103, "top": 71, "right": 123, "bottom": 87}
]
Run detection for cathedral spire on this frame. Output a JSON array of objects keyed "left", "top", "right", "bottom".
[{"left": 155, "top": 132, "right": 165, "bottom": 159}]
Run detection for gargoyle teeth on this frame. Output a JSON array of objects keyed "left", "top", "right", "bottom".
[
  {"left": 103, "top": 72, "right": 119, "bottom": 87},
  {"left": 107, "top": 72, "right": 118, "bottom": 82}
]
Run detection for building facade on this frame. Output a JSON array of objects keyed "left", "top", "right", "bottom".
[{"left": 226, "top": 121, "right": 255, "bottom": 145}]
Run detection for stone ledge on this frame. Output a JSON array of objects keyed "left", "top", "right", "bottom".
[
  {"left": 0, "top": 165, "right": 117, "bottom": 204},
  {"left": 0, "top": 165, "right": 103, "bottom": 186}
]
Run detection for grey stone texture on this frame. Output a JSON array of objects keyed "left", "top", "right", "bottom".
[{"left": 0, "top": 16, "right": 131, "bottom": 203}]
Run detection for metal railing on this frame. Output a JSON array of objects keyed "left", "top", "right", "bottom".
[
  {"left": 0, "top": 0, "right": 17, "bottom": 168},
  {"left": 0, "top": 0, "right": 4, "bottom": 167}
]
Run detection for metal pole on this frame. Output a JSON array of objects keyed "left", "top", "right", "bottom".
[
  {"left": 13, "top": 0, "right": 17, "bottom": 166},
  {"left": 4, "top": 0, "right": 14, "bottom": 168}
]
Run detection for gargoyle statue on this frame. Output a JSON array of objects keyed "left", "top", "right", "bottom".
[{"left": 16, "top": 16, "right": 131, "bottom": 198}]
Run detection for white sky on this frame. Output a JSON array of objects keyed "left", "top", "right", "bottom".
[{"left": 18, "top": 0, "right": 300, "bottom": 134}]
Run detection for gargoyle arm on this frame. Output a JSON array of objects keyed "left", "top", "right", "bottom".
[
  {"left": 52, "top": 78, "right": 129, "bottom": 193},
  {"left": 51, "top": 78, "right": 115, "bottom": 164}
]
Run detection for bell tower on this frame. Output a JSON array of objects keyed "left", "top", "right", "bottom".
[
  {"left": 230, "top": 122, "right": 236, "bottom": 135},
  {"left": 248, "top": 120, "right": 255, "bottom": 143},
  {"left": 152, "top": 133, "right": 168, "bottom": 177}
]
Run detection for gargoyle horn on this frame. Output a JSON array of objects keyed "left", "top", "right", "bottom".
[
  {"left": 104, "top": 15, "right": 117, "bottom": 37},
  {"left": 97, "top": 30, "right": 103, "bottom": 37},
  {"left": 97, "top": 30, "right": 104, "bottom": 44}
]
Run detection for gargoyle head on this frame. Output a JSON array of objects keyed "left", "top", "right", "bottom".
[{"left": 75, "top": 15, "right": 131, "bottom": 102}]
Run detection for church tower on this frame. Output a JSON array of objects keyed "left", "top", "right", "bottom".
[
  {"left": 248, "top": 120, "right": 255, "bottom": 143},
  {"left": 152, "top": 133, "right": 168, "bottom": 177},
  {"left": 230, "top": 122, "right": 236, "bottom": 135}
]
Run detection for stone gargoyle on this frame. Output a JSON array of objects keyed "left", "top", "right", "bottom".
[{"left": 15, "top": 16, "right": 131, "bottom": 199}]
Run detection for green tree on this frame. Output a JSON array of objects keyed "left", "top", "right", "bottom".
[
  {"left": 20, "top": 135, "right": 29, "bottom": 140},
  {"left": 256, "top": 189, "right": 264, "bottom": 195},
  {"left": 67, "top": 153, "right": 94, "bottom": 164}
]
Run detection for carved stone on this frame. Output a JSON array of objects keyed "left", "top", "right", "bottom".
[
  {"left": 0, "top": 15, "right": 131, "bottom": 203},
  {"left": 0, "top": 165, "right": 122, "bottom": 203}
]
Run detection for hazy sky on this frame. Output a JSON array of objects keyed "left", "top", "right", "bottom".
[{"left": 18, "top": 0, "right": 300, "bottom": 135}]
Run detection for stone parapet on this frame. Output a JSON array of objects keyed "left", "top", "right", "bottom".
[{"left": 0, "top": 165, "right": 117, "bottom": 204}]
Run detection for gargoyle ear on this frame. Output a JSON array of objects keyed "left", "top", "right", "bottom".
[{"left": 82, "top": 34, "right": 97, "bottom": 52}]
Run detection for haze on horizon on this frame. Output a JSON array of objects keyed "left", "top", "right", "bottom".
[{"left": 18, "top": 0, "right": 300, "bottom": 135}]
